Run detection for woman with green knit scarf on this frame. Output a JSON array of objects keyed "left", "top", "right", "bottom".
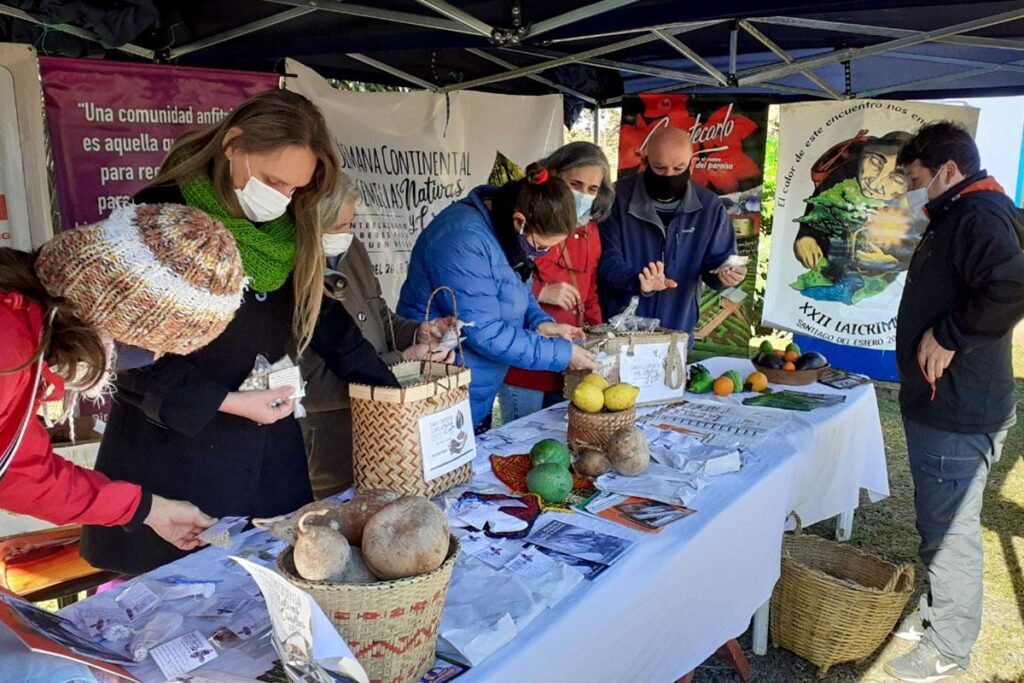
[{"left": 81, "top": 90, "right": 399, "bottom": 575}]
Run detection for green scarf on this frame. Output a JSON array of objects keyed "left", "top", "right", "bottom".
[{"left": 179, "top": 172, "right": 296, "bottom": 292}]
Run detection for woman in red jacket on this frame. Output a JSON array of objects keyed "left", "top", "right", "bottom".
[
  {"left": 0, "top": 203, "right": 247, "bottom": 549},
  {"left": 500, "top": 142, "right": 615, "bottom": 423}
]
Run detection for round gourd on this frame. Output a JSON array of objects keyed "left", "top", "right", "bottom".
[
  {"left": 574, "top": 448, "right": 612, "bottom": 478},
  {"left": 294, "top": 512, "right": 351, "bottom": 582},
  {"left": 527, "top": 463, "right": 573, "bottom": 503},
  {"left": 338, "top": 489, "right": 401, "bottom": 545},
  {"left": 361, "top": 496, "right": 450, "bottom": 580},
  {"left": 606, "top": 427, "right": 650, "bottom": 476}
]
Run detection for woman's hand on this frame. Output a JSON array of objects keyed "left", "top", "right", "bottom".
[
  {"left": 145, "top": 495, "right": 216, "bottom": 550},
  {"left": 638, "top": 261, "right": 678, "bottom": 294},
  {"left": 219, "top": 387, "right": 295, "bottom": 425},
  {"left": 568, "top": 345, "right": 597, "bottom": 371},
  {"left": 538, "top": 282, "right": 582, "bottom": 310},
  {"left": 537, "top": 322, "right": 585, "bottom": 341},
  {"left": 419, "top": 316, "right": 456, "bottom": 344},
  {"left": 401, "top": 343, "right": 454, "bottom": 363}
]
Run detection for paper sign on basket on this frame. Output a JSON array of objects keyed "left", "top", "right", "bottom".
[
  {"left": 230, "top": 556, "right": 369, "bottom": 683},
  {"left": 418, "top": 399, "right": 476, "bottom": 482},
  {"left": 618, "top": 344, "right": 684, "bottom": 404}
]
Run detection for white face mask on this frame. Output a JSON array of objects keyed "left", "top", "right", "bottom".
[
  {"left": 322, "top": 232, "right": 354, "bottom": 258},
  {"left": 572, "top": 189, "right": 596, "bottom": 227},
  {"left": 905, "top": 165, "right": 945, "bottom": 221},
  {"left": 233, "top": 154, "right": 292, "bottom": 223}
]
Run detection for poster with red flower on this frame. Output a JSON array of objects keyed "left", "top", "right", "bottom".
[{"left": 617, "top": 94, "right": 769, "bottom": 357}]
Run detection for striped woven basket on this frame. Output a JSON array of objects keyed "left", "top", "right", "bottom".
[
  {"left": 277, "top": 535, "right": 460, "bottom": 683},
  {"left": 349, "top": 287, "right": 472, "bottom": 498},
  {"left": 770, "top": 514, "right": 914, "bottom": 676}
]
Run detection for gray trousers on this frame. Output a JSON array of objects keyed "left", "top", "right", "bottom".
[{"left": 903, "top": 419, "right": 1006, "bottom": 667}]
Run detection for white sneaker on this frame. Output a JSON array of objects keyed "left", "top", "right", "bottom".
[{"left": 884, "top": 643, "right": 967, "bottom": 682}]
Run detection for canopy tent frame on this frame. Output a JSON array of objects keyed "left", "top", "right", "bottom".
[{"left": 3, "top": 1, "right": 1024, "bottom": 107}]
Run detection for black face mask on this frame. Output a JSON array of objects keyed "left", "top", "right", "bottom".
[{"left": 644, "top": 166, "right": 690, "bottom": 201}]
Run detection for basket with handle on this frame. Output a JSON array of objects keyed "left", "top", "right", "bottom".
[
  {"left": 349, "top": 286, "right": 473, "bottom": 498},
  {"left": 277, "top": 535, "right": 460, "bottom": 683},
  {"left": 769, "top": 513, "right": 915, "bottom": 676}
]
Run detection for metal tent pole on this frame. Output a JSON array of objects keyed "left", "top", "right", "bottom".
[
  {"left": 170, "top": 7, "right": 315, "bottom": 59},
  {"left": 738, "top": 20, "right": 841, "bottom": 99},
  {"left": 346, "top": 54, "right": 439, "bottom": 91},
  {"left": 264, "top": 0, "right": 474, "bottom": 36},
  {"left": 0, "top": 5, "right": 153, "bottom": 59}
]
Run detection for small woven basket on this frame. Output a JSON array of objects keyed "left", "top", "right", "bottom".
[
  {"left": 770, "top": 514, "right": 914, "bottom": 676},
  {"left": 277, "top": 536, "right": 460, "bottom": 683},
  {"left": 566, "top": 404, "right": 636, "bottom": 452},
  {"left": 349, "top": 287, "right": 473, "bottom": 497}
]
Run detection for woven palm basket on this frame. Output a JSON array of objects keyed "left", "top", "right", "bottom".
[
  {"left": 770, "top": 514, "right": 914, "bottom": 676},
  {"left": 277, "top": 535, "right": 460, "bottom": 683},
  {"left": 566, "top": 404, "right": 636, "bottom": 452}
]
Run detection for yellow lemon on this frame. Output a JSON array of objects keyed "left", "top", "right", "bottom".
[
  {"left": 603, "top": 383, "right": 640, "bottom": 412},
  {"left": 579, "top": 373, "right": 609, "bottom": 390},
  {"left": 571, "top": 382, "right": 605, "bottom": 413}
]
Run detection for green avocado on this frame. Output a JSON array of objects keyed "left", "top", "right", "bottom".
[
  {"left": 527, "top": 464, "right": 574, "bottom": 503},
  {"left": 758, "top": 340, "right": 775, "bottom": 354},
  {"left": 529, "top": 439, "right": 571, "bottom": 468}
]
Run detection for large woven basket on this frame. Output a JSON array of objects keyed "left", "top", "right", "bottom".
[
  {"left": 770, "top": 514, "right": 914, "bottom": 676},
  {"left": 349, "top": 287, "right": 473, "bottom": 498},
  {"left": 277, "top": 535, "right": 460, "bottom": 683},
  {"left": 566, "top": 404, "right": 636, "bottom": 452}
]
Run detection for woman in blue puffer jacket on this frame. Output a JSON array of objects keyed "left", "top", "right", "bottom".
[{"left": 398, "top": 165, "right": 597, "bottom": 430}]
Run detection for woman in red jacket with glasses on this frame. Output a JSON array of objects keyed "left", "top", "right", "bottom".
[{"left": 499, "top": 142, "right": 615, "bottom": 423}]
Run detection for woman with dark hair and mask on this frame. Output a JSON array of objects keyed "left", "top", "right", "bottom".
[
  {"left": 398, "top": 164, "right": 597, "bottom": 431},
  {"left": 0, "top": 204, "right": 247, "bottom": 549},
  {"left": 499, "top": 142, "right": 614, "bottom": 422}
]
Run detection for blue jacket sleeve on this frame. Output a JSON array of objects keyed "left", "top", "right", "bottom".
[
  {"left": 432, "top": 240, "right": 572, "bottom": 372},
  {"left": 700, "top": 203, "right": 738, "bottom": 290},
  {"left": 523, "top": 286, "right": 554, "bottom": 331},
  {"left": 597, "top": 209, "right": 642, "bottom": 296}
]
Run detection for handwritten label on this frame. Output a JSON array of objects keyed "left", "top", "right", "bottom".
[{"left": 618, "top": 344, "right": 685, "bottom": 404}]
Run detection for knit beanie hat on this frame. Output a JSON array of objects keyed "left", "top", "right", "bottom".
[{"left": 35, "top": 203, "right": 247, "bottom": 356}]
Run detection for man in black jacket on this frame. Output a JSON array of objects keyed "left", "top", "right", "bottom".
[{"left": 885, "top": 122, "right": 1024, "bottom": 682}]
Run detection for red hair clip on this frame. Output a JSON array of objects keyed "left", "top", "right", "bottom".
[{"left": 530, "top": 168, "right": 549, "bottom": 185}]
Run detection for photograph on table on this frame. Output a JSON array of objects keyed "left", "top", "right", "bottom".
[{"left": 525, "top": 520, "right": 633, "bottom": 566}]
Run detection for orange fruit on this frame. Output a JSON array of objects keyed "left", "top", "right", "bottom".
[
  {"left": 746, "top": 371, "right": 769, "bottom": 392},
  {"left": 784, "top": 351, "right": 799, "bottom": 363},
  {"left": 782, "top": 361, "right": 796, "bottom": 371},
  {"left": 713, "top": 376, "right": 734, "bottom": 396}
]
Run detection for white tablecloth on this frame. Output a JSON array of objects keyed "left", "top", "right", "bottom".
[
  {"left": 455, "top": 357, "right": 888, "bottom": 682},
  {"left": 51, "top": 357, "right": 888, "bottom": 683}
]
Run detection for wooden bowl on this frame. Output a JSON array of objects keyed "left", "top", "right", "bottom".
[{"left": 751, "top": 360, "right": 828, "bottom": 386}]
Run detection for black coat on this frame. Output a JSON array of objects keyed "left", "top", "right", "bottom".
[
  {"left": 80, "top": 186, "right": 398, "bottom": 574},
  {"left": 896, "top": 171, "right": 1024, "bottom": 434}
]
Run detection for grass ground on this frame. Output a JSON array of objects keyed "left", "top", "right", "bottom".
[{"left": 691, "top": 353, "right": 1024, "bottom": 682}]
